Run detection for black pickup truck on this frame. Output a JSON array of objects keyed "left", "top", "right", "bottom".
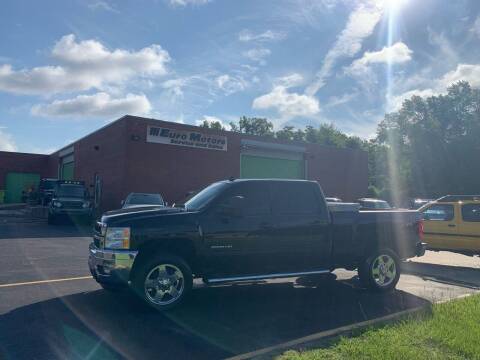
[{"left": 89, "top": 179, "right": 426, "bottom": 310}]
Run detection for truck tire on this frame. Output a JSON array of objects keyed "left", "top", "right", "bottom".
[
  {"left": 131, "top": 253, "right": 193, "bottom": 311},
  {"left": 358, "top": 249, "right": 400, "bottom": 292}
]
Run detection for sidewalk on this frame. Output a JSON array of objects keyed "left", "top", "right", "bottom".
[
  {"left": 0, "top": 204, "right": 46, "bottom": 223},
  {"left": 0, "top": 203, "right": 26, "bottom": 211}
]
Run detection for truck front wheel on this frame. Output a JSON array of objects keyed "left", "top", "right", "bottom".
[
  {"left": 358, "top": 249, "right": 400, "bottom": 292},
  {"left": 132, "top": 254, "right": 193, "bottom": 311}
]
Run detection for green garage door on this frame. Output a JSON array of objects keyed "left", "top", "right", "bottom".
[
  {"left": 240, "top": 155, "right": 304, "bottom": 179},
  {"left": 61, "top": 162, "right": 74, "bottom": 180},
  {"left": 5, "top": 172, "right": 40, "bottom": 203}
]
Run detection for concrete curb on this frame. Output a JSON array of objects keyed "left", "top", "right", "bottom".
[
  {"left": 401, "top": 262, "right": 480, "bottom": 290},
  {"left": 225, "top": 304, "right": 432, "bottom": 360}
]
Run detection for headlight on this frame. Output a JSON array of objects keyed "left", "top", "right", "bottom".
[
  {"left": 82, "top": 201, "right": 91, "bottom": 208},
  {"left": 100, "top": 222, "right": 107, "bottom": 236},
  {"left": 53, "top": 201, "right": 62, "bottom": 208},
  {"left": 104, "top": 227, "right": 130, "bottom": 249}
]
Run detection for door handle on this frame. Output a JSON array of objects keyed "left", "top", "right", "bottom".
[{"left": 448, "top": 224, "right": 456, "bottom": 227}]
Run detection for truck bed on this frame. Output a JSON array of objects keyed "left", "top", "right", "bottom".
[{"left": 328, "top": 203, "right": 422, "bottom": 267}]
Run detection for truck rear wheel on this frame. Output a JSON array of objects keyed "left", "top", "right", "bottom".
[
  {"left": 132, "top": 253, "right": 193, "bottom": 311},
  {"left": 358, "top": 249, "right": 400, "bottom": 292}
]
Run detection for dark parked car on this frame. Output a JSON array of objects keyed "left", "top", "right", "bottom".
[
  {"left": 89, "top": 179, "right": 425, "bottom": 310},
  {"left": 357, "top": 198, "right": 392, "bottom": 210},
  {"left": 38, "top": 178, "right": 58, "bottom": 206},
  {"left": 48, "top": 180, "right": 92, "bottom": 224},
  {"left": 121, "top": 193, "right": 165, "bottom": 209}
]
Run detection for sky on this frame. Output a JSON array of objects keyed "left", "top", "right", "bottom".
[{"left": 0, "top": 0, "right": 479, "bottom": 154}]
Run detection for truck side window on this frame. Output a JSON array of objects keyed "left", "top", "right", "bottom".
[
  {"left": 220, "top": 183, "right": 270, "bottom": 216},
  {"left": 271, "top": 183, "right": 320, "bottom": 215},
  {"left": 422, "top": 204, "right": 454, "bottom": 221},
  {"left": 461, "top": 204, "right": 480, "bottom": 222}
]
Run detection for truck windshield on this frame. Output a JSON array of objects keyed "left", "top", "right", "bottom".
[
  {"left": 56, "top": 185, "right": 85, "bottom": 198},
  {"left": 42, "top": 181, "right": 56, "bottom": 190},
  {"left": 127, "top": 193, "right": 163, "bottom": 205},
  {"left": 184, "top": 182, "right": 228, "bottom": 211}
]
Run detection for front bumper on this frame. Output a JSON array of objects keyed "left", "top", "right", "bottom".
[
  {"left": 88, "top": 242, "right": 138, "bottom": 286},
  {"left": 416, "top": 242, "right": 427, "bottom": 257},
  {"left": 50, "top": 208, "right": 92, "bottom": 216}
]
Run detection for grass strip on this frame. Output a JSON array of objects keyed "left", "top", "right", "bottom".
[{"left": 277, "top": 294, "right": 480, "bottom": 360}]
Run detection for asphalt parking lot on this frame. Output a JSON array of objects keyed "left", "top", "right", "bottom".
[{"left": 1, "top": 218, "right": 479, "bottom": 360}]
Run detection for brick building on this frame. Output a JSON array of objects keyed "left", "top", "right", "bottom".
[{"left": 0, "top": 115, "right": 368, "bottom": 210}]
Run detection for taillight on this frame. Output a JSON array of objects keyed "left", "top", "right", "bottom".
[{"left": 418, "top": 220, "right": 424, "bottom": 240}]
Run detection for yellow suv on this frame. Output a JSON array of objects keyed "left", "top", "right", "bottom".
[{"left": 419, "top": 195, "right": 480, "bottom": 256}]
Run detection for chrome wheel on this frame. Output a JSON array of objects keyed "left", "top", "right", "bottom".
[
  {"left": 371, "top": 254, "right": 397, "bottom": 287},
  {"left": 144, "top": 264, "right": 185, "bottom": 306}
]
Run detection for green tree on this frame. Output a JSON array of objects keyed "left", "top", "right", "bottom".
[
  {"left": 198, "top": 119, "right": 225, "bottom": 130},
  {"left": 376, "top": 81, "right": 480, "bottom": 199},
  {"left": 230, "top": 116, "right": 274, "bottom": 137},
  {"left": 275, "top": 126, "right": 306, "bottom": 141}
]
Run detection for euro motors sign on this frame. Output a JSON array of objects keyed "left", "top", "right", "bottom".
[{"left": 146, "top": 126, "right": 227, "bottom": 151}]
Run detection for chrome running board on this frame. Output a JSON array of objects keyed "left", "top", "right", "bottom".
[{"left": 205, "top": 269, "right": 330, "bottom": 284}]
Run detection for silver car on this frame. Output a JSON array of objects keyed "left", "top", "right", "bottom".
[{"left": 121, "top": 193, "right": 165, "bottom": 209}]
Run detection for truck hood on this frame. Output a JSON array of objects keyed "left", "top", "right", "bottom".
[
  {"left": 54, "top": 197, "right": 86, "bottom": 202},
  {"left": 101, "top": 206, "right": 186, "bottom": 224},
  {"left": 122, "top": 204, "right": 165, "bottom": 209}
]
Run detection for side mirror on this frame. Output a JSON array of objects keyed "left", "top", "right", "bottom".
[{"left": 218, "top": 196, "right": 245, "bottom": 217}]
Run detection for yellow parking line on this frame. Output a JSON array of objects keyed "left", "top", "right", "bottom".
[{"left": 0, "top": 276, "right": 93, "bottom": 288}]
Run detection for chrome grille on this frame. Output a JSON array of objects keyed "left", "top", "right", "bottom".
[{"left": 62, "top": 201, "right": 83, "bottom": 209}]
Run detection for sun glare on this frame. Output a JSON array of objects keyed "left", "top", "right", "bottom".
[{"left": 379, "top": 0, "right": 409, "bottom": 12}]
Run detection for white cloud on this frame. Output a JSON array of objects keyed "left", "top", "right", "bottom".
[
  {"left": 253, "top": 86, "right": 320, "bottom": 118},
  {"left": 195, "top": 115, "right": 231, "bottom": 130},
  {"left": 472, "top": 16, "right": 480, "bottom": 38},
  {"left": 0, "top": 34, "right": 170, "bottom": 95},
  {"left": 275, "top": 73, "right": 304, "bottom": 88},
  {"left": 87, "top": 1, "right": 118, "bottom": 12},
  {"left": 0, "top": 128, "right": 17, "bottom": 151},
  {"left": 427, "top": 29, "right": 459, "bottom": 66},
  {"left": 440, "top": 63, "right": 480, "bottom": 88},
  {"left": 168, "top": 0, "right": 211, "bottom": 6},
  {"left": 215, "top": 74, "right": 247, "bottom": 95},
  {"left": 325, "top": 92, "right": 358, "bottom": 107},
  {"left": 388, "top": 63, "right": 480, "bottom": 111},
  {"left": 351, "top": 42, "right": 412, "bottom": 68},
  {"left": 242, "top": 48, "right": 271, "bottom": 64},
  {"left": 388, "top": 88, "right": 437, "bottom": 112},
  {"left": 238, "top": 30, "right": 286, "bottom": 42},
  {"left": 161, "top": 78, "right": 188, "bottom": 98},
  {"left": 305, "top": 0, "right": 384, "bottom": 96},
  {"left": 31, "top": 92, "right": 151, "bottom": 118},
  {"left": 346, "top": 42, "right": 413, "bottom": 88},
  {"left": 253, "top": 73, "right": 319, "bottom": 118}
]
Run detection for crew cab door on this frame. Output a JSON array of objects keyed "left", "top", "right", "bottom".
[
  {"left": 199, "top": 182, "right": 273, "bottom": 277},
  {"left": 422, "top": 203, "right": 460, "bottom": 250},
  {"left": 268, "top": 182, "right": 331, "bottom": 272}
]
